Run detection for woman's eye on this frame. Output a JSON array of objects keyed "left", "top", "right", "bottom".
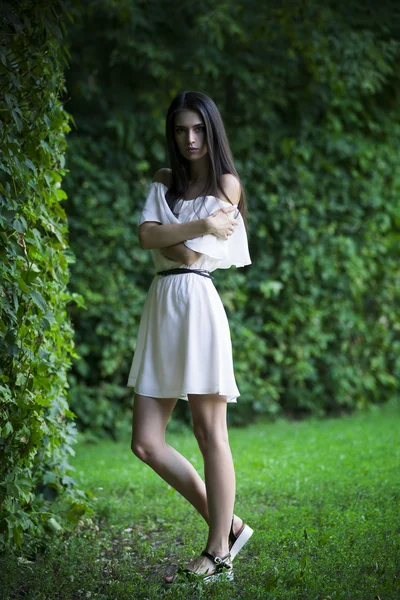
[{"left": 176, "top": 126, "right": 204, "bottom": 133}]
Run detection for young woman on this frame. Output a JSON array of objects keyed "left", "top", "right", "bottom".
[{"left": 127, "top": 90, "right": 253, "bottom": 583}]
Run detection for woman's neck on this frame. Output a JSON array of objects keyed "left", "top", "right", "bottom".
[{"left": 189, "top": 155, "right": 209, "bottom": 183}]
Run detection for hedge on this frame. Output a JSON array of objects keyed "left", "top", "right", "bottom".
[
  {"left": 63, "top": 0, "right": 400, "bottom": 435},
  {"left": 0, "top": 0, "right": 90, "bottom": 554}
]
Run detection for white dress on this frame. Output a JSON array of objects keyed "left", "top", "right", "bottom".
[{"left": 127, "top": 181, "right": 251, "bottom": 402}]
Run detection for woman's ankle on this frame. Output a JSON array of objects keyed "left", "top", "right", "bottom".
[{"left": 205, "top": 543, "right": 230, "bottom": 557}]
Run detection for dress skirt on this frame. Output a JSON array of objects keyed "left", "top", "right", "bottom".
[{"left": 127, "top": 271, "right": 240, "bottom": 402}]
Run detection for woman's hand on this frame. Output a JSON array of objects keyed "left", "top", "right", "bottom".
[{"left": 206, "top": 205, "right": 239, "bottom": 239}]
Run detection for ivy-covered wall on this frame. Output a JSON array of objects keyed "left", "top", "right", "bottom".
[{"left": 0, "top": 1, "right": 89, "bottom": 554}]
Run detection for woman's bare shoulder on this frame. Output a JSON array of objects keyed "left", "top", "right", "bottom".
[
  {"left": 218, "top": 173, "right": 241, "bottom": 205},
  {"left": 152, "top": 168, "right": 172, "bottom": 187}
]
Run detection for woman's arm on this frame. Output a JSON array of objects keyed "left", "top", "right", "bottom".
[
  {"left": 139, "top": 208, "right": 238, "bottom": 250},
  {"left": 139, "top": 219, "right": 211, "bottom": 250}
]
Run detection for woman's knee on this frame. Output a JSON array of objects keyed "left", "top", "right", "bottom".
[
  {"left": 193, "top": 424, "right": 229, "bottom": 455},
  {"left": 131, "top": 394, "right": 176, "bottom": 463},
  {"left": 131, "top": 437, "right": 164, "bottom": 464}
]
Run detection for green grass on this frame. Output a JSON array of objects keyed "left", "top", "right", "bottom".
[{"left": 2, "top": 402, "right": 399, "bottom": 599}]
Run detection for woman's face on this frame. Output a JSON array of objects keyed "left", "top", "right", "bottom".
[{"left": 174, "top": 110, "right": 208, "bottom": 162}]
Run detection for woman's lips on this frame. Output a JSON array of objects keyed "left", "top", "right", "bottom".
[{"left": 187, "top": 148, "right": 198, "bottom": 152}]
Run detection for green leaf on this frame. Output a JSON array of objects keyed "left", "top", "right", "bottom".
[
  {"left": 11, "top": 110, "right": 22, "bottom": 133},
  {"left": 17, "top": 277, "right": 30, "bottom": 293},
  {"left": 25, "top": 159, "right": 36, "bottom": 172},
  {"left": 56, "top": 189, "right": 68, "bottom": 200},
  {"left": 29, "top": 291, "right": 47, "bottom": 311},
  {"left": 13, "top": 218, "right": 27, "bottom": 233},
  {"left": 47, "top": 517, "right": 63, "bottom": 533}
]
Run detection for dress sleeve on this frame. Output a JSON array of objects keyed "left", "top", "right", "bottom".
[
  {"left": 138, "top": 182, "right": 178, "bottom": 226},
  {"left": 183, "top": 202, "right": 251, "bottom": 269}
]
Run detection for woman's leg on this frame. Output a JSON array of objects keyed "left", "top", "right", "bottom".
[
  {"left": 131, "top": 393, "right": 209, "bottom": 519},
  {"left": 176, "top": 393, "right": 235, "bottom": 576}
]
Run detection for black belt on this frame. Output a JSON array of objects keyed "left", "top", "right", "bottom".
[{"left": 157, "top": 268, "right": 214, "bottom": 280}]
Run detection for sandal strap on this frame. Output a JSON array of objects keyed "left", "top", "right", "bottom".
[
  {"left": 201, "top": 550, "right": 232, "bottom": 568},
  {"left": 229, "top": 515, "right": 235, "bottom": 544},
  {"left": 230, "top": 521, "right": 245, "bottom": 546}
]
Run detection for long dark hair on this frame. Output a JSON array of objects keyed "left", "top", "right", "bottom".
[{"left": 165, "top": 90, "right": 248, "bottom": 229}]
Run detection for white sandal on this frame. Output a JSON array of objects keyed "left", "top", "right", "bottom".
[
  {"left": 229, "top": 515, "right": 254, "bottom": 560},
  {"left": 166, "top": 550, "right": 234, "bottom": 584}
]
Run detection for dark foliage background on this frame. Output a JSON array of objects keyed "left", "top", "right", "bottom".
[{"left": 63, "top": 1, "right": 400, "bottom": 438}]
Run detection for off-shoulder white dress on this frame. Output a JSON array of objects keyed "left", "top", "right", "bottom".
[{"left": 127, "top": 182, "right": 251, "bottom": 402}]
